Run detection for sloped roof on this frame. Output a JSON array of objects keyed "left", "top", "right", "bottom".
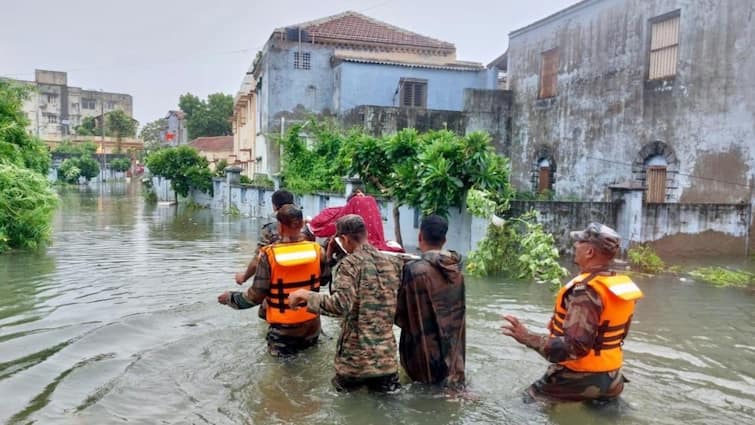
[
  {"left": 190, "top": 136, "right": 233, "bottom": 152},
  {"left": 279, "top": 11, "right": 454, "bottom": 51},
  {"left": 334, "top": 56, "right": 484, "bottom": 71}
]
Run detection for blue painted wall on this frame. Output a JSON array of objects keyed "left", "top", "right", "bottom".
[{"left": 336, "top": 62, "right": 496, "bottom": 113}]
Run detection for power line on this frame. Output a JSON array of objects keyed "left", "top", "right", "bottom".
[{"left": 585, "top": 156, "right": 752, "bottom": 189}]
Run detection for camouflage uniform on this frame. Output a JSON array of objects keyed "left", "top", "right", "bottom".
[
  {"left": 518, "top": 273, "right": 626, "bottom": 401},
  {"left": 307, "top": 243, "right": 403, "bottom": 391},
  {"left": 395, "top": 250, "right": 465, "bottom": 389},
  {"left": 229, "top": 233, "right": 329, "bottom": 356}
]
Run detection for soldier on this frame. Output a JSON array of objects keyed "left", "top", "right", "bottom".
[
  {"left": 235, "top": 190, "right": 314, "bottom": 285},
  {"left": 502, "top": 223, "right": 644, "bottom": 402},
  {"left": 218, "top": 205, "right": 329, "bottom": 357},
  {"left": 395, "top": 215, "right": 466, "bottom": 390},
  {"left": 288, "top": 214, "right": 403, "bottom": 393}
]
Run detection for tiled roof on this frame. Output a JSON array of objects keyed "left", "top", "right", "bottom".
[
  {"left": 281, "top": 11, "right": 454, "bottom": 51},
  {"left": 335, "top": 56, "right": 484, "bottom": 71},
  {"left": 190, "top": 136, "right": 233, "bottom": 152}
]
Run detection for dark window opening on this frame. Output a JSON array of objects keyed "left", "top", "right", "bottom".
[{"left": 400, "top": 79, "right": 427, "bottom": 108}]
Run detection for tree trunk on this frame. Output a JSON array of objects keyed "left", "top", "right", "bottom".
[{"left": 393, "top": 205, "right": 403, "bottom": 247}]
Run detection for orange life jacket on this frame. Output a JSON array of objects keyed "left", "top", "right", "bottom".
[
  {"left": 550, "top": 272, "right": 643, "bottom": 372},
  {"left": 262, "top": 241, "right": 322, "bottom": 325}
]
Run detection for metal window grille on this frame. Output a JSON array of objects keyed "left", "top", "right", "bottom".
[{"left": 294, "top": 51, "right": 311, "bottom": 70}]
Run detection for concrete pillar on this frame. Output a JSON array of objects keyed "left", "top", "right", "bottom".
[
  {"left": 225, "top": 166, "right": 242, "bottom": 185},
  {"left": 272, "top": 173, "right": 281, "bottom": 191},
  {"left": 343, "top": 176, "right": 363, "bottom": 197},
  {"left": 609, "top": 185, "right": 645, "bottom": 252}
]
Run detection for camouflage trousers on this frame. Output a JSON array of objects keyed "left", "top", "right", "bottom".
[
  {"left": 332, "top": 373, "right": 400, "bottom": 393},
  {"left": 528, "top": 364, "right": 626, "bottom": 402}
]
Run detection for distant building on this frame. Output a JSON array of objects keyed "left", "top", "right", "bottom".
[
  {"left": 190, "top": 136, "right": 234, "bottom": 170},
  {"left": 161, "top": 110, "right": 188, "bottom": 146},
  {"left": 498, "top": 0, "right": 754, "bottom": 204},
  {"left": 4, "top": 69, "right": 133, "bottom": 143},
  {"left": 239, "top": 11, "right": 497, "bottom": 177}
]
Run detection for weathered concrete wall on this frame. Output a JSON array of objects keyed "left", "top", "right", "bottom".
[
  {"left": 464, "top": 89, "right": 513, "bottom": 151},
  {"left": 506, "top": 0, "right": 755, "bottom": 203},
  {"left": 508, "top": 200, "right": 619, "bottom": 252},
  {"left": 641, "top": 203, "right": 751, "bottom": 256}
]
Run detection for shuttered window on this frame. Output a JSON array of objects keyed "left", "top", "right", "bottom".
[
  {"left": 646, "top": 166, "right": 667, "bottom": 203},
  {"left": 539, "top": 48, "right": 559, "bottom": 99},
  {"left": 400, "top": 79, "right": 427, "bottom": 108},
  {"left": 649, "top": 15, "right": 680, "bottom": 80}
]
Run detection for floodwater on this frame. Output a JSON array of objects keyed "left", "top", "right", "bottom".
[{"left": 1, "top": 182, "right": 753, "bottom": 425}]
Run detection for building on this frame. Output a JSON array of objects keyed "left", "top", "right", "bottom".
[
  {"left": 161, "top": 110, "right": 188, "bottom": 146},
  {"left": 500, "top": 0, "right": 754, "bottom": 205},
  {"left": 241, "top": 11, "right": 498, "bottom": 176},
  {"left": 190, "top": 136, "right": 234, "bottom": 170},
  {"left": 232, "top": 72, "right": 257, "bottom": 178},
  {"left": 6, "top": 70, "right": 133, "bottom": 143}
]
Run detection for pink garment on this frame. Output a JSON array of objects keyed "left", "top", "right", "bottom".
[{"left": 310, "top": 196, "right": 403, "bottom": 252}]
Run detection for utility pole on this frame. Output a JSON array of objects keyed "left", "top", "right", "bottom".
[{"left": 100, "top": 90, "right": 106, "bottom": 182}]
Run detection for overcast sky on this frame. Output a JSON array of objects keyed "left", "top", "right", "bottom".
[{"left": 0, "top": 0, "right": 576, "bottom": 126}]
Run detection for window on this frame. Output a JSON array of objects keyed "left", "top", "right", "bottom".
[
  {"left": 107, "top": 101, "right": 116, "bottom": 110},
  {"left": 71, "top": 102, "right": 80, "bottom": 113},
  {"left": 45, "top": 93, "right": 58, "bottom": 105},
  {"left": 46, "top": 114, "right": 58, "bottom": 124},
  {"left": 293, "top": 51, "right": 311, "bottom": 70},
  {"left": 539, "top": 48, "right": 559, "bottom": 98},
  {"left": 399, "top": 79, "right": 427, "bottom": 108},
  {"left": 82, "top": 98, "right": 96, "bottom": 109},
  {"left": 649, "top": 13, "right": 680, "bottom": 80}
]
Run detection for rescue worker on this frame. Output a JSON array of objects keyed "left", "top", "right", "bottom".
[
  {"left": 501, "top": 222, "right": 643, "bottom": 402},
  {"left": 395, "top": 215, "right": 466, "bottom": 390},
  {"left": 218, "top": 205, "right": 329, "bottom": 356},
  {"left": 235, "top": 190, "right": 314, "bottom": 285},
  {"left": 288, "top": 215, "right": 403, "bottom": 392}
]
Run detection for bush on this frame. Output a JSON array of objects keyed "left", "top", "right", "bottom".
[
  {"left": 109, "top": 157, "right": 131, "bottom": 172},
  {"left": 689, "top": 267, "right": 754, "bottom": 287},
  {"left": 0, "top": 162, "right": 58, "bottom": 252},
  {"left": 627, "top": 244, "right": 665, "bottom": 274},
  {"left": 145, "top": 146, "right": 213, "bottom": 197},
  {"left": 52, "top": 140, "right": 97, "bottom": 157},
  {"left": 0, "top": 81, "right": 52, "bottom": 175}
]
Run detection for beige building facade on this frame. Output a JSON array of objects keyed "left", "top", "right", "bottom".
[
  {"left": 232, "top": 73, "right": 257, "bottom": 179},
  {"left": 8, "top": 69, "right": 133, "bottom": 143}
]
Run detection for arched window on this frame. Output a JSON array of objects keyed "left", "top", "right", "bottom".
[
  {"left": 634, "top": 141, "right": 678, "bottom": 203},
  {"left": 531, "top": 145, "right": 556, "bottom": 195},
  {"left": 538, "top": 158, "right": 552, "bottom": 193}
]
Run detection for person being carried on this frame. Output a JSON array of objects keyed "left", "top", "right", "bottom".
[
  {"left": 288, "top": 214, "right": 403, "bottom": 393},
  {"left": 501, "top": 223, "right": 643, "bottom": 403},
  {"left": 309, "top": 188, "right": 403, "bottom": 253},
  {"left": 235, "top": 189, "right": 314, "bottom": 285},
  {"left": 395, "top": 215, "right": 466, "bottom": 391},
  {"left": 218, "top": 205, "right": 329, "bottom": 357}
]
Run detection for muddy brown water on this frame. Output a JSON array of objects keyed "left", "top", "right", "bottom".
[{"left": 0, "top": 183, "right": 753, "bottom": 424}]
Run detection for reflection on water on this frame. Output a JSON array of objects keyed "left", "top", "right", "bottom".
[{"left": 0, "top": 182, "right": 753, "bottom": 424}]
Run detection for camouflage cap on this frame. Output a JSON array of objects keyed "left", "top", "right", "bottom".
[
  {"left": 336, "top": 214, "right": 366, "bottom": 236},
  {"left": 570, "top": 222, "right": 620, "bottom": 256}
]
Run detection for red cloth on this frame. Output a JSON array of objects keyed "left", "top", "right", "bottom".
[{"left": 310, "top": 196, "right": 403, "bottom": 252}]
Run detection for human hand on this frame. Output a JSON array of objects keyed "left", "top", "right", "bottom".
[
  {"left": 501, "top": 314, "right": 530, "bottom": 345},
  {"left": 234, "top": 272, "right": 246, "bottom": 285},
  {"left": 288, "top": 289, "right": 310, "bottom": 310},
  {"left": 218, "top": 291, "right": 231, "bottom": 305}
]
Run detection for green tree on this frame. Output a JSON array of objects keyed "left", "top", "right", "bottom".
[
  {"left": 75, "top": 116, "right": 97, "bottom": 136},
  {"left": 0, "top": 81, "right": 51, "bottom": 175},
  {"left": 139, "top": 118, "right": 167, "bottom": 152},
  {"left": 76, "top": 156, "right": 100, "bottom": 181},
  {"left": 106, "top": 109, "right": 137, "bottom": 139},
  {"left": 179, "top": 92, "right": 233, "bottom": 140},
  {"left": 109, "top": 157, "right": 131, "bottom": 173},
  {"left": 145, "top": 146, "right": 213, "bottom": 197},
  {"left": 58, "top": 158, "right": 82, "bottom": 183},
  {"left": 0, "top": 162, "right": 58, "bottom": 252},
  {"left": 52, "top": 140, "right": 97, "bottom": 156}
]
